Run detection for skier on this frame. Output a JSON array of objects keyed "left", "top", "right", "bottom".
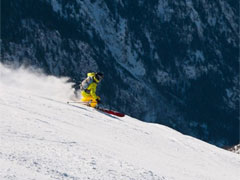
[{"left": 80, "top": 72, "right": 104, "bottom": 108}]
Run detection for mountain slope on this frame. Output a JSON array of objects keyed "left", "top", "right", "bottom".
[
  {"left": 1, "top": 0, "right": 239, "bottom": 147},
  {"left": 0, "top": 65, "right": 239, "bottom": 179}
]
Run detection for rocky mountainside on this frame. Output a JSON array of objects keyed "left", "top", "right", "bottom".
[
  {"left": 226, "top": 144, "right": 240, "bottom": 154},
  {"left": 1, "top": 0, "right": 239, "bottom": 147}
]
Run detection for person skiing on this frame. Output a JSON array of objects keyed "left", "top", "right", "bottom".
[{"left": 80, "top": 72, "right": 104, "bottom": 108}]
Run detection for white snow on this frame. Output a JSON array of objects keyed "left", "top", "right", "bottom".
[
  {"left": 156, "top": 0, "right": 173, "bottom": 22},
  {"left": 194, "top": 50, "right": 205, "bottom": 63},
  {"left": 186, "top": 0, "right": 204, "bottom": 38},
  {"left": 0, "top": 63, "right": 240, "bottom": 180},
  {"left": 50, "top": 0, "right": 62, "bottom": 13},
  {"left": 183, "top": 65, "right": 197, "bottom": 79},
  {"left": 156, "top": 70, "right": 175, "bottom": 85}
]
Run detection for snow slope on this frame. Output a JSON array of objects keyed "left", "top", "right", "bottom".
[{"left": 0, "top": 63, "right": 240, "bottom": 180}]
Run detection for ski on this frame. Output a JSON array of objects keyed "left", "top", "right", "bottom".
[{"left": 96, "top": 107, "right": 125, "bottom": 117}]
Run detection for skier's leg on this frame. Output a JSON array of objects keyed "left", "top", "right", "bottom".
[
  {"left": 90, "top": 99, "right": 97, "bottom": 108},
  {"left": 81, "top": 91, "right": 92, "bottom": 105},
  {"left": 81, "top": 97, "right": 97, "bottom": 107},
  {"left": 81, "top": 91, "right": 98, "bottom": 107}
]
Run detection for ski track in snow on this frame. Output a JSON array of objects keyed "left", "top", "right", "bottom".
[{"left": 0, "top": 64, "right": 240, "bottom": 180}]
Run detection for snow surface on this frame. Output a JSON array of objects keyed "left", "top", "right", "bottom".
[{"left": 0, "top": 63, "right": 240, "bottom": 180}]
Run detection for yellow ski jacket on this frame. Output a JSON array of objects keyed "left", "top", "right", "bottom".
[{"left": 81, "top": 72, "right": 99, "bottom": 100}]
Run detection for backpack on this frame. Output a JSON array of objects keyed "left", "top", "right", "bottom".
[{"left": 80, "top": 76, "right": 93, "bottom": 91}]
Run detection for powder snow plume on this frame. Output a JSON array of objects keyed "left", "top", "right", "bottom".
[{"left": 0, "top": 63, "right": 75, "bottom": 102}]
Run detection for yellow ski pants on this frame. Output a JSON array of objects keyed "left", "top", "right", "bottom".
[{"left": 81, "top": 91, "right": 99, "bottom": 108}]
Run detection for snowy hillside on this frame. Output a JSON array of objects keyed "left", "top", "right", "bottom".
[
  {"left": 1, "top": 0, "right": 239, "bottom": 147},
  {"left": 0, "top": 66, "right": 239, "bottom": 179}
]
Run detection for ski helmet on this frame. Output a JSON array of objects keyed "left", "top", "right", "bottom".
[{"left": 95, "top": 72, "right": 104, "bottom": 81}]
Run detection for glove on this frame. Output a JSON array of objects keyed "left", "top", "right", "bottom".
[
  {"left": 96, "top": 96, "right": 101, "bottom": 104},
  {"left": 96, "top": 98, "right": 101, "bottom": 104}
]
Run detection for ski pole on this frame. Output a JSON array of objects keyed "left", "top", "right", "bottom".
[{"left": 67, "top": 101, "right": 86, "bottom": 104}]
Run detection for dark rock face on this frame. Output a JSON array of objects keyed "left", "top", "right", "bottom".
[
  {"left": 1, "top": 0, "right": 239, "bottom": 147},
  {"left": 225, "top": 144, "right": 240, "bottom": 154}
]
